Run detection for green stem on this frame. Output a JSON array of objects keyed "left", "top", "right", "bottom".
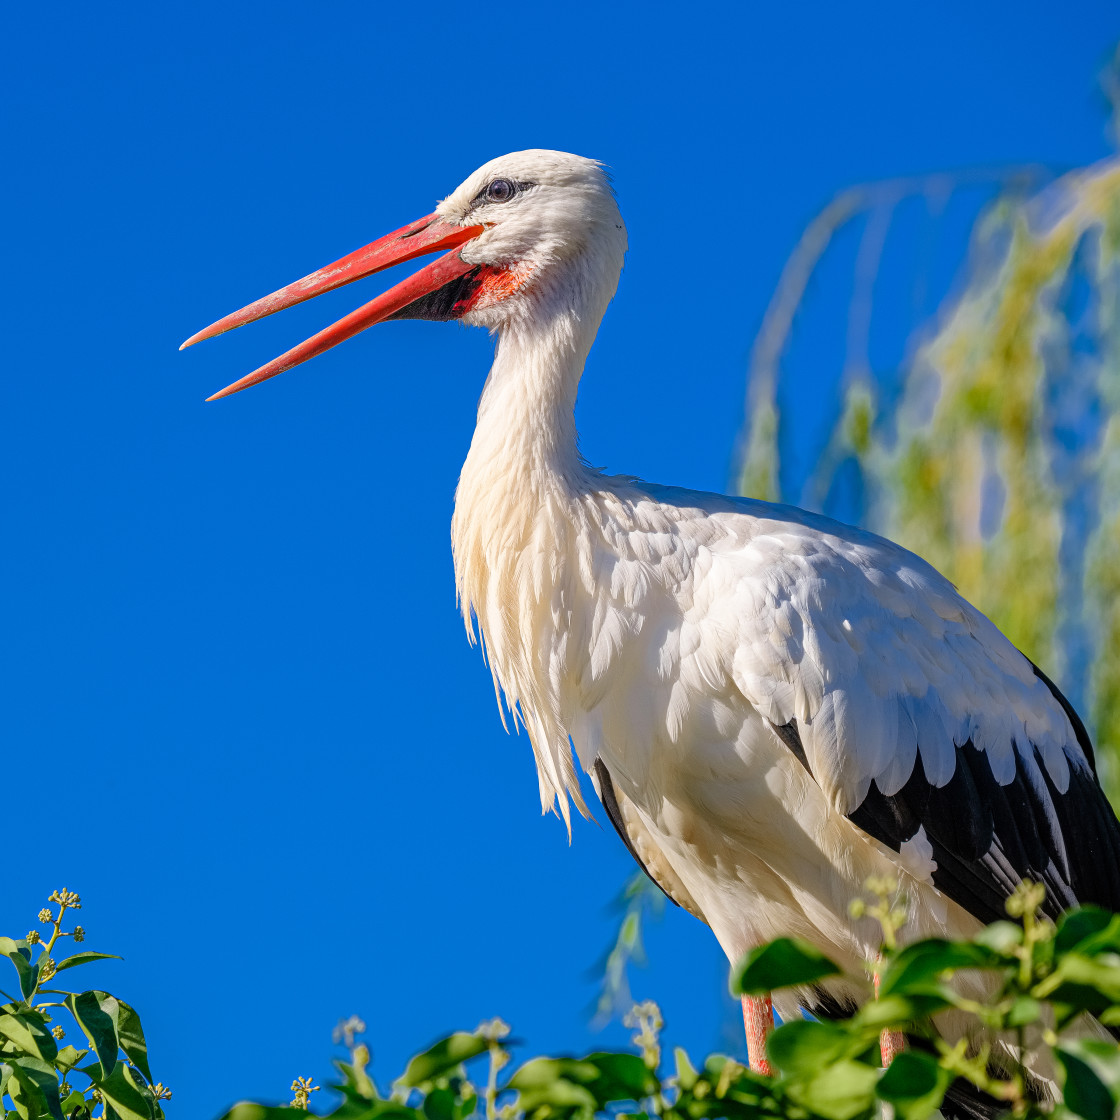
[
  {"left": 1013, "top": 1024, "right": 1028, "bottom": 1117},
  {"left": 934, "top": 1038, "right": 1017, "bottom": 1103},
  {"left": 484, "top": 1044, "right": 500, "bottom": 1120}
]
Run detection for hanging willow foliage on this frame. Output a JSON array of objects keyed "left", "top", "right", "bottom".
[{"left": 738, "top": 84, "right": 1120, "bottom": 805}]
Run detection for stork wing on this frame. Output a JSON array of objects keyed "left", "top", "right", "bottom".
[
  {"left": 590, "top": 758, "right": 704, "bottom": 918},
  {"left": 628, "top": 485, "right": 1120, "bottom": 927},
  {"left": 716, "top": 498, "right": 1120, "bottom": 925}
]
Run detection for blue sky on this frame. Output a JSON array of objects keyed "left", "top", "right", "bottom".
[{"left": 4, "top": 3, "right": 1118, "bottom": 1117}]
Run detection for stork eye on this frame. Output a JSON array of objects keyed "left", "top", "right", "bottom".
[{"left": 486, "top": 179, "right": 516, "bottom": 203}]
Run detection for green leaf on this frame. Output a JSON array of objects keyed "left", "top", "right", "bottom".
[
  {"left": 6, "top": 1055, "right": 63, "bottom": 1120},
  {"left": 673, "top": 1047, "right": 698, "bottom": 1092},
  {"left": 1055, "top": 908, "right": 1113, "bottom": 953},
  {"left": 396, "top": 1033, "right": 489, "bottom": 1091},
  {"left": 59, "top": 1091, "right": 89, "bottom": 1117},
  {"left": 1055, "top": 909, "right": 1120, "bottom": 956},
  {"left": 1005, "top": 996, "right": 1042, "bottom": 1026},
  {"left": 766, "top": 1020, "right": 856, "bottom": 1077},
  {"left": 973, "top": 922, "right": 1023, "bottom": 955},
  {"left": 879, "top": 939, "right": 997, "bottom": 998},
  {"left": 113, "top": 1002, "right": 150, "bottom": 1084},
  {"left": 1059, "top": 1041, "right": 1120, "bottom": 1112},
  {"left": 52, "top": 956, "right": 120, "bottom": 977},
  {"left": 217, "top": 1107, "right": 314, "bottom": 1120},
  {"left": 54, "top": 1046, "right": 88, "bottom": 1073},
  {"left": 333, "top": 1048, "right": 380, "bottom": 1102},
  {"left": 0, "top": 941, "right": 38, "bottom": 1003},
  {"left": 505, "top": 1059, "right": 598, "bottom": 1118},
  {"left": 356, "top": 1107, "right": 425, "bottom": 1120},
  {"left": 6, "top": 1067, "right": 39, "bottom": 1120},
  {"left": 730, "top": 938, "right": 841, "bottom": 996},
  {"left": 586, "top": 1053, "right": 657, "bottom": 1102},
  {"left": 1036, "top": 953, "right": 1120, "bottom": 1012},
  {"left": 699, "top": 1054, "right": 773, "bottom": 1107},
  {"left": 94, "top": 1063, "right": 157, "bottom": 1120},
  {"left": 784, "top": 1059, "right": 879, "bottom": 1120},
  {"left": 850, "top": 993, "right": 948, "bottom": 1032},
  {"left": 876, "top": 1051, "right": 953, "bottom": 1120},
  {"left": 1057, "top": 1045, "right": 1120, "bottom": 1120},
  {"left": 422, "top": 1088, "right": 456, "bottom": 1120},
  {"left": 64, "top": 993, "right": 120, "bottom": 1079},
  {"left": 0, "top": 1014, "right": 57, "bottom": 1064}
]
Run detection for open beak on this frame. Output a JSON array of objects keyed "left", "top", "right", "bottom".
[{"left": 181, "top": 214, "right": 485, "bottom": 400}]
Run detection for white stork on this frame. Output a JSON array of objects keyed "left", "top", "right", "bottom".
[{"left": 183, "top": 150, "right": 1120, "bottom": 1104}]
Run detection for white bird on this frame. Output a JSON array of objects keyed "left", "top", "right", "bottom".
[{"left": 183, "top": 150, "right": 1120, "bottom": 1105}]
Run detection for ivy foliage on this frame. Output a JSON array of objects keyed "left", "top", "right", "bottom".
[
  {"left": 732, "top": 880, "right": 1120, "bottom": 1120},
  {"left": 2, "top": 885, "right": 1117, "bottom": 1120},
  {"left": 216, "top": 882, "right": 1119, "bottom": 1120},
  {"left": 0, "top": 890, "right": 168, "bottom": 1120}
]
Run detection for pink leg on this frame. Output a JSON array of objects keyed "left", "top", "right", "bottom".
[
  {"left": 741, "top": 994, "right": 774, "bottom": 1075},
  {"left": 874, "top": 955, "right": 905, "bottom": 1066},
  {"left": 879, "top": 1027, "right": 905, "bottom": 1066}
]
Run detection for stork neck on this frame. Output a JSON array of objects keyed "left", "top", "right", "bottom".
[{"left": 463, "top": 304, "right": 598, "bottom": 489}]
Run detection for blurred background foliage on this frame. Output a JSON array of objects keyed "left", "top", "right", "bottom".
[{"left": 737, "top": 47, "right": 1120, "bottom": 806}]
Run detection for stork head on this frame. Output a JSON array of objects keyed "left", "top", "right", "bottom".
[{"left": 181, "top": 150, "right": 627, "bottom": 400}]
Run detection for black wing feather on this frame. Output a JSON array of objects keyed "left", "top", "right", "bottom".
[
  {"left": 773, "top": 681, "right": 1120, "bottom": 926},
  {"left": 592, "top": 758, "right": 678, "bottom": 906}
]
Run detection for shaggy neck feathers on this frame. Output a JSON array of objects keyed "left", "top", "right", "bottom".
[{"left": 451, "top": 286, "right": 607, "bottom": 828}]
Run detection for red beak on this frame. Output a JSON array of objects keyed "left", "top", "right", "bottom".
[{"left": 181, "top": 214, "right": 485, "bottom": 400}]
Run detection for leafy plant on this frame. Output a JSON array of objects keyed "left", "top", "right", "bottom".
[
  {"left": 0, "top": 890, "right": 168, "bottom": 1120},
  {"left": 5, "top": 887, "right": 1114, "bottom": 1120},
  {"left": 215, "top": 880, "right": 1119, "bottom": 1120},
  {"left": 733, "top": 878, "right": 1120, "bottom": 1120}
]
